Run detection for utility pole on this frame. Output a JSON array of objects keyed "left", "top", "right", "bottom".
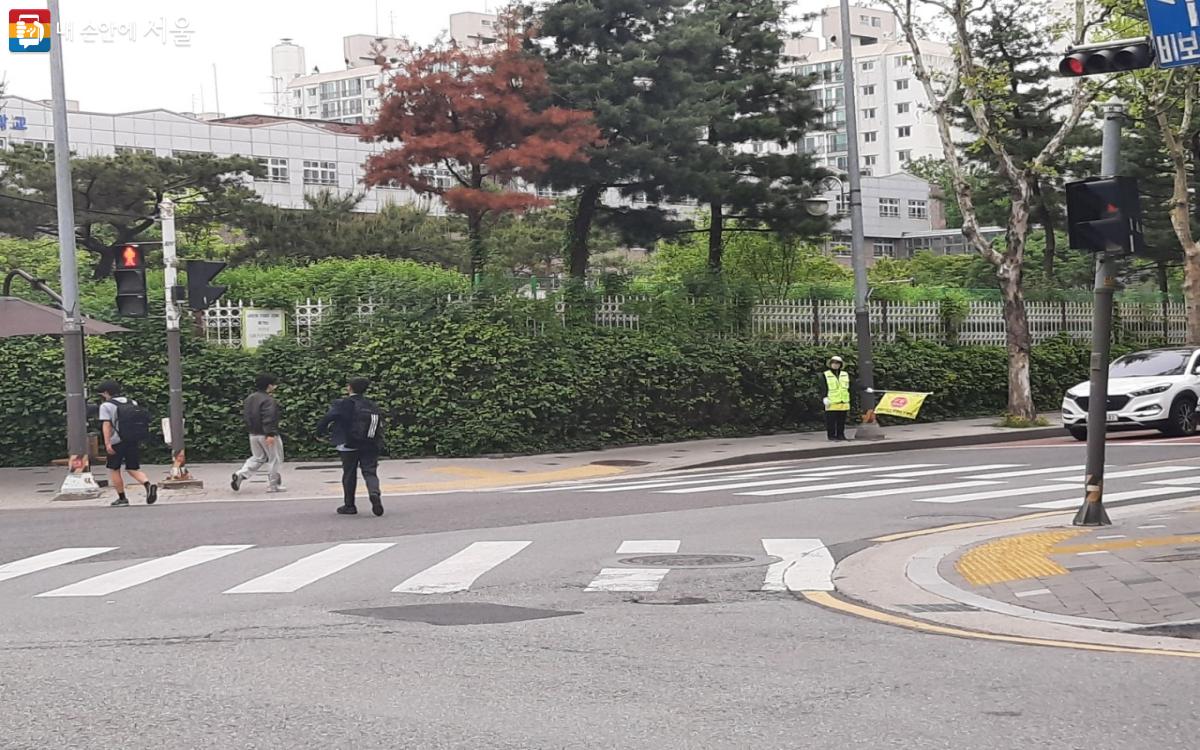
[
  {"left": 48, "top": 0, "right": 100, "bottom": 501},
  {"left": 1074, "top": 100, "right": 1124, "bottom": 527},
  {"left": 160, "top": 200, "right": 202, "bottom": 490},
  {"left": 837, "top": 0, "right": 882, "bottom": 440}
]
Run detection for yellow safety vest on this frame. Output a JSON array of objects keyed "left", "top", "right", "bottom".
[{"left": 824, "top": 370, "right": 850, "bottom": 411}]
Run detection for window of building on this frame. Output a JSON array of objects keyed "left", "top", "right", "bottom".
[
  {"left": 802, "top": 135, "right": 820, "bottom": 153},
  {"left": 862, "top": 107, "right": 876, "bottom": 119},
  {"left": 873, "top": 241, "right": 895, "bottom": 257},
  {"left": 115, "top": 146, "right": 154, "bottom": 155},
  {"left": 306, "top": 87, "right": 318, "bottom": 98},
  {"left": 320, "top": 81, "right": 339, "bottom": 99},
  {"left": 864, "top": 154, "right": 877, "bottom": 166},
  {"left": 896, "top": 79, "right": 910, "bottom": 91},
  {"left": 861, "top": 168, "right": 872, "bottom": 177},
  {"left": 896, "top": 102, "right": 911, "bottom": 115},
  {"left": 303, "top": 160, "right": 338, "bottom": 186},
  {"left": 908, "top": 199, "right": 928, "bottom": 219},
  {"left": 363, "top": 77, "right": 377, "bottom": 89},
  {"left": 898, "top": 149, "right": 912, "bottom": 164},
  {"left": 344, "top": 78, "right": 362, "bottom": 97},
  {"left": 864, "top": 131, "right": 877, "bottom": 143},
  {"left": 836, "top": 192, "right": 849, "bottom": 214},
  {"left": 830, "top": 237, "right": 852, "bottom": 256},
  {"left": 292, "top": 89, "right": 302, "bottom": 101},
  {"left": 293, "top": 107, "right": 303, "bottom": 117},
  {"left": 27, "top": 141, "right": 54, "bottom": 159},
  {"left": 871, "top": 16, "right": 882, "bottom": 27},
  {"left": 879, "top": 197, "right": 900, "bottom": 218},
  {"left": 861, "top": 84, "right": 876, "bottom": 96},
  {"left": 308, "top": 106, "right": 318, "bottom": 116},
  {"left": 752, "top": 142, "right": 764, "bottom": 154},
  {"left": 897, "top": 125, "right": 911, "bottom": 138},
  {"left": 256, "top": 157, "right": 289, "bottom": 183},
  {"left": 859, "top": 14, "right": 873, "bottom": 23},
  {"left": 894, "top": 55, "right": 912, "bottom": 68},
  {"left": 861, "top": 60, "right": 875, "bottom": 72}
]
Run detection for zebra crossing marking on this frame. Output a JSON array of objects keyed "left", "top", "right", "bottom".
[
  {"left": 392, "top": 541, "right": 530, "bottom": 595},
  {"left": 831, "top": 480, "right": 1002, "bottom": 500},
  {"left": 36, "top": 545, "right": 253, "bottom": 598},
  {"left": 224, "top": 542, "right": 395, "bottom": 594},
  {"left": 586, "top": 540, "right": 680, "bottom": 592},
  {"left": 0, "top": 547, "right": 116, "bottom": 583},
  {"left": 1019, "top": 486, "right": 1199, "bottom": 510},
  {"left": 739, "top": 477, "right": 912, "bottom": 497},
  {"left": 879, "top": 464, "right": 1022, "bottom": 478},
  {"left": 761, "top": 539, "right": 834, "bottom": 592},
  {"left": 909, "top": 484, "right": 1073, "bottom": 505},
  {"left": 1046, "top": 466, "right": 1195, "bottom": 481}
]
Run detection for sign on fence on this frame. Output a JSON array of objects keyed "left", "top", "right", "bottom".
[{"left": 240, "top": 308, "right": 286, "bottom": 350}]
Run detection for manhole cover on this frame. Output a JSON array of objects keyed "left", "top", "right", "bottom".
[
  {"left": 590, "top": 459, "right": 651, "bottom": 467},
  {"left": 334, "top": 603, "right": 581, "bottom": 626},
  {"left": 1147, "top": 552, "right": 1200, "bottom": 563},
  {"left": 616, "top": 553, "right": 763, "bottom": 568}
]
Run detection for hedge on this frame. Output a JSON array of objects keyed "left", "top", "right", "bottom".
[{"left": 0, "top": 309, "right": 1113, "bottom": 467}]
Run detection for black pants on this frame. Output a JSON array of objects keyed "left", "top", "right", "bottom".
[
  {"left": 825, "top": 410, "right": 847, "bottom": 440},
  {"left": 340, "top": 449, "right": 381, "bottom": 505}
]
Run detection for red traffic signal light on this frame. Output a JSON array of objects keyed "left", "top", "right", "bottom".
[
  {"left": 1058, "top": 40, "right": 1155, "bottom": 77},
  {"left": 119, "top": 244, "right": 144, "bottom": 269}
]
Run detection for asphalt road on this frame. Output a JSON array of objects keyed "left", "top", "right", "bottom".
[{"left": 3, "top": 433, "right": 1200, "bottom": 749}]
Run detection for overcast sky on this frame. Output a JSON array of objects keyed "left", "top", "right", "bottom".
[{"left": 2, "top": 0, "right": 825, "bottom": 117}]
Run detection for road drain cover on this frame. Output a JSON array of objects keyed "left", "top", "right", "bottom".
[
  {"left": 617, "top": 554, "right": 762, "bottom": 568},
  {"left": 334, "top": 603, "right": 581, "bottom": 626},
  {"left": 1147, "top": 553, "right": 1200, "bottom": 563},
  {"left": 590, "top": 459, "right": 651, "bottom": 467},
  {"left": 633, "top": 596, "right": 712, "bottom": 606}
]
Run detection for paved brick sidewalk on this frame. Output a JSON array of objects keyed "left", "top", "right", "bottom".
[{"left": 941, "top": 504, "right": 1200, "bottom": 628}]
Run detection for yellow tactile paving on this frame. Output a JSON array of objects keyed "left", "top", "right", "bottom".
[
  {"left": 378, "top": 464, "right": 625, "bottom": 493},
  {"left": 955, "top": 529, "right": 1086, "bottom": 585},
  {"left": 1054, "top": 534, "right": 1200, "bottom": 554}
]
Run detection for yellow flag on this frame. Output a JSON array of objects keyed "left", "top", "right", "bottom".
[{"left": 874, "top": 391, "right": 930, "bottom": 419}]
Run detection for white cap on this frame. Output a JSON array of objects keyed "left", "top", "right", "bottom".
[{"left": 829, "top": 355, "right": 844, "bottom": 364}]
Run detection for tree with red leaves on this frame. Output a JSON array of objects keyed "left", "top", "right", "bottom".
[{"left": 362, "top": 36, "right": 600, "bottom": 281}]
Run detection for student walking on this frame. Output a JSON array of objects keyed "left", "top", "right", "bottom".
[
  {"left": 231, "top": 373, "right": 285, "bottom": 493},
  {"left": 317, "top": 376, "right": 385, "bottom": 517},
  {"left": 819, "top": 355, "right": 851, "bottom": 441},
  {"left": 97, "top": 380, "right": 158, "bottom": 507}
]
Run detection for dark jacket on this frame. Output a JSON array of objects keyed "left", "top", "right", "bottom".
[
  {"left": 243, "top": 391, "right": 281, "bottom": 437},
  {"left": 317, "top": 395, "right": 381, "bottom": 452}
]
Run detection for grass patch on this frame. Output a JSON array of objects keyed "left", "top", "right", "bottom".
[{"left": 996, "top": 414, "right": 1052, "bottom": 428}]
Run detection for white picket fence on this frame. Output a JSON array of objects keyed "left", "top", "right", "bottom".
[{"left": 201, "top": 296, "right": 1188, "bottom": 348}]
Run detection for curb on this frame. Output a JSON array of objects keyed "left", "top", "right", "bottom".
[{"left": 677, "top": 425, "right": 1065, "bottom": 470}]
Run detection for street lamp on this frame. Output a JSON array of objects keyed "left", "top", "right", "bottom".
[{"left": 805, "top": 175, "right": 848, "bottom": 218}]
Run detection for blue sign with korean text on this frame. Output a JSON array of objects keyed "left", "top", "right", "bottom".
[
  {"left": 1147, "top": 0, "right": 1200, "bottom": 67},
  {"left": 0, "top": 115, "right": 28, "bottom": 131}
]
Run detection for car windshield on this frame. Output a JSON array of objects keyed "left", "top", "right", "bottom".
[{"left": 1109, "top": 351, "right": 1193, "bottom": 377}]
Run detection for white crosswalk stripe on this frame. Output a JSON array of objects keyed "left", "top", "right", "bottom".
[
  {"left": 392, "top": 541, "right": 530, "bottom": 595},
  {"left": 972, "top": 465, "right": 1081, "bottom": 479},
  {"left": 586, "top": 540, "right": 680, "bottom": 592},
  {"left": 225, "top": 543, "right": 395, "bottom": 594},
  {"left": 1046, "top": 466, "right": 1196, "bottom": 481},
  {"left": 659, "top": 476, "right": 833, "bottom": 494},
  {"left": 832, "top": 480, "right": 1002, "bottom": 499},
  {"left": 1148, "top": 477, "right": 1200, "bottom": 486},
  {"left": 0, "top": 547, "right": 116, "bottom": 583},
  {"left": 36, "top": 545, "right": 253, "bottom": 598},
  {"left": 511, "top": 466, "right": 866, "bottom": 494},
  {"left": 879, "top": 464, "right": 1022, "bottom": 478},
  {"left": 1019, "top": 486, "right": 1200, "bottom": 510},
  {"left": 576, "top": 467, "right": 857, "bottom": 494},
  {"left": 738, "top": 477, "right": 913, "bottom": 497},
  {"left": 761, "top": 539, "right": 834, "bottom": 592},
  {"left": 909, "top": 484, "right": 1074, "bottom": 504}
]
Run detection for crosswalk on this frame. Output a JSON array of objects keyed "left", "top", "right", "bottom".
[
  {"left": 0, "top": 537, "right": 835, "bottom": 602},
  {"left": 516, "top": 461, "right": 1200, "bottom": 509}
]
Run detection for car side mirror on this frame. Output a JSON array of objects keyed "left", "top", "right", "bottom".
[{"left": 1193, "top": 364, "right": 1200, "bottom": 375}]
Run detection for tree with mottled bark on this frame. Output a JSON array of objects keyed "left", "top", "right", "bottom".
[
  {"left": 881, "top": 0, "right": 1096, "bottom": 420},
  {"left": 362, "top": 35, "right": 600, "bottom": 281}
]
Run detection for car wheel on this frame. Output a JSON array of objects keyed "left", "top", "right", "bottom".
[
  {"left": 1163, "top": 396, "right": 1199, "bottom": 437},
  {"left": 1067, "top": 426, "right": 1087, "bottom": 442}
]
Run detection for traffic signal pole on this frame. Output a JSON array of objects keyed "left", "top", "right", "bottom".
[
  {"left": 1075, "top": 101, "right": 1125, "bottom": 527},
  {"left": 48, "top": 0, "right": 100, "bottom": 502},
  {"left": 160, "top": 199, "right": 201, "bottom": 489}
]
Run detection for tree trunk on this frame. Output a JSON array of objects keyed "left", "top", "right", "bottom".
[
  {"left": 1158, "top": 110, "right": 1200, "bottom": 343},
  {"left": 999, "top": 265, "right": 1037, "bottom": 420},
  {"left": 708, "top": 200, "right": 723, "bottom": 271},
  {"left": 468, "top": 212, "right": 485, "bottom": 285},
  {"left": 1034, "top": 180, "right": 1056, "bottom": 280},
  {"left": 567, "top": 185, "right": 602, "bottom": 279}
]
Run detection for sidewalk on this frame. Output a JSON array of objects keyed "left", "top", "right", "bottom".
[
  {"left": 2, "top": 414, "right": 1062, "bottom": 511},
  {"left": 829, "top": 496, "right": 1200, "bottom": 657}
]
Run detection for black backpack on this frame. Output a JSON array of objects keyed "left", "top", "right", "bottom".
[
  {"left": 115, "top": 399, "right": 152, "bottom": 443},
  {"left": 347, "top": 397, "right": 384, "bottom": 449}
]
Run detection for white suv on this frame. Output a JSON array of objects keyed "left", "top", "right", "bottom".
[{"left": 1062, "top": 347, "right": 1200, "bottom": 441}]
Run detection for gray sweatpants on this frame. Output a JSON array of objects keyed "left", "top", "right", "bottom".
[{"left": 237, "top": 435, "right": 284, "bottom": 489}]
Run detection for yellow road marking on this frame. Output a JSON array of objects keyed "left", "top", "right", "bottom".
[
  {"left": 955, "top": 530, "right": 1086, "bottom": 585},
  {"left": 871, "top": 511, "right": 1064, "bottom": 543},
  {"left": 802, "top": 591, "right": 1200, "bottom": 659},
  {"left": 379, "top": 464, "right": 625, "bottom": 493},
  {"left": 1054, "top": 534, "right": 1200, "bottom": 554}
]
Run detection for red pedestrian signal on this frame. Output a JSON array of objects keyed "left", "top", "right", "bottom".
[
  {"left": 120, "top": 244, "right": 143, "bottom": 269},
  {"left": 113, "top": 243, "right": 148, "bottom": 317}
]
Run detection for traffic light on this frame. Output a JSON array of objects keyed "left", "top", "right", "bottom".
[
  {"left": 1065, "top": 176, "right": 1146, "bottom": 255},
  {"left": 113, "top": 243, "right": 148, "bottom": 317},
  {"left": 185, "top": 260, "right": 227, "bottom": 311},
  {"left": 1059, "top": 39, "right": 1155, "bottom": 77}
]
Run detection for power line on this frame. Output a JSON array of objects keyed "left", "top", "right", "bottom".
[{"left": 0, "top": 192, "right": 150, "bottom": 221}]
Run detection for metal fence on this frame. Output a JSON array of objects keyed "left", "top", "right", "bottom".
[{"left": 202, "top": 296, "right": 1187, "bottom": 348}]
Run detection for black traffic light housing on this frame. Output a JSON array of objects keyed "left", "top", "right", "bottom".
[
  {"left": 1059, "top": 38, "right": 1155, "bottom": 77},
  {"left": 185, "top": 259, "right": 227, "bottom": 311},
  {"left": 1065, "top": 176, "right": 1146, "bottom": 256},
  {"left": 113, "top": 243, "right": 148, "bottom": 317}
]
